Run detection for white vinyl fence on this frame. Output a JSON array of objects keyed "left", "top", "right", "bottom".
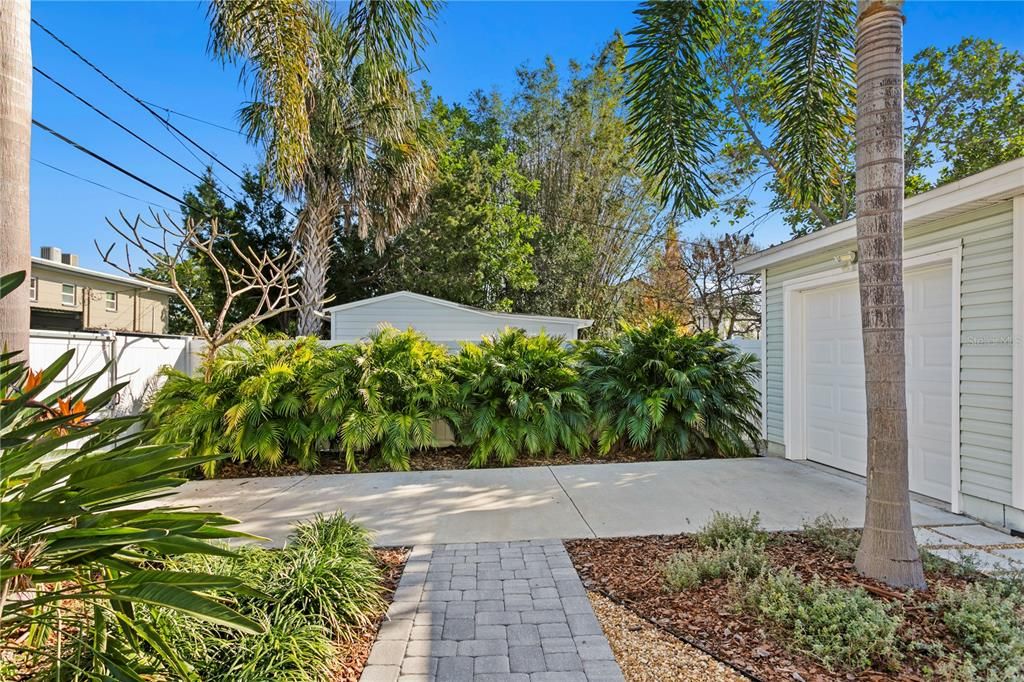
[
  {"left": 28, "top": 330, "right": 205, "bottom": 416},
  {"left": 26, "top": 331, "right": 766, "bottom": 419}
]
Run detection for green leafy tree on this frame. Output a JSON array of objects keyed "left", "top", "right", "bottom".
[
  {"left": 703, "top": 7, "right": 1024, "bottom": 235},
  {"left": 238, "top": 3, "right": 440, "bottom": 336},
  {"left": 383, "top": 97, "right": 540, "bottom": 310},
  {"left": 624, "top": 0, "right": 925, "bottom": 587},
  {"left": 506, "top": 37, "right": 665, "bottom": 330}
]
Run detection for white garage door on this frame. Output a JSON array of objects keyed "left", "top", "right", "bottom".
[{"left": 802, "top": 265, "right": 953, "bottom": 501}]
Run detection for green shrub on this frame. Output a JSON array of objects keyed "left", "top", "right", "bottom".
[
  {"left": 801, "top": 514, "right": 860, "bottom": 559},
  {"left": 312, "top": 326, "right": 457, "bottom": 470},
  {"left": 156, "top": 513, "right": 387, "bottom": 681},
  {"left": 452, "top": 328, "right": 591, "bottom": 466},
  {"left": 664, "top": 538, "right": 768, "bottom": 590},
  {"left": 149, "top": 332, "right": 327, "bottom": 474},
  {"left": 936, "top": 580, "right": 1024, "bottom": 678},
  {"left": 740, "top": 569, "right": 903, "bottom": 672},
  {"left": 0, "top": 270, "right": 260, "bottom": 681},
  {"left": 578, "top": 318, "right": 761, "bottom": 459},
  {"left": 696, "top": 511, "right": 767, "bottom": 549}
]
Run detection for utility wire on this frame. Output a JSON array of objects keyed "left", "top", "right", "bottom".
[
  {"left": 33, "top": 18, "right": 247, "bottom": 185},
  {"left": 33, "top": 65, "right": 210, "bottom": 187},
  {"left": 142, "top": 100, "right": 248, "bottom": 137},
  {"left": 32, "top": 18, "right": 300, "bottom": 220},
  {"left": 32, "top": 157, "right": 174, "bottom": 211},
  {"left": 33, "top": 119, "right": 188, "bottom": 207}
]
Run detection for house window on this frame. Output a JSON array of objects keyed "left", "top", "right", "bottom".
[
  {"left": 61, "top": 283, "right": 76, "bottom": 307},
  {"left": 105, "top": 291, "right": 118, "bottom": 312},
  {"left": 28, "top": 277, "right": 37, "bottom": 301}
]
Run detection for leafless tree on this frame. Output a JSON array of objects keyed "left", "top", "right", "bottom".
[
  {"left": 98, "top": 211, "right": 302, "bottom": 378},
  {"left": 678, "top": 233, "right": 760, "bottom": 339}
]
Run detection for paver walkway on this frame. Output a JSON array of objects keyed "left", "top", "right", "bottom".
[{"left": 362, "top": 540, "right": 624, "bottom": 682}]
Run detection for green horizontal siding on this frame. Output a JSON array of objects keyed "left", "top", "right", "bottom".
[{"left": 762, "top": 203, "right": 1015, "bottom": 508}]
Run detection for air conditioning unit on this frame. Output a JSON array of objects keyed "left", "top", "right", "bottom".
[
  {"left": 40, "top": 246, "right": 62, "bottom": 262},
  {"left": 61, "top": 253, "right": 79, "bottom": 267}
]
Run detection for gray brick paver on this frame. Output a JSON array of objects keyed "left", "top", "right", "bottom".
[{"left": 362, "top": 541, "right": 623, "bottom": 681}]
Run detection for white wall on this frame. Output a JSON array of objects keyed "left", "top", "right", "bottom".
[
  {"left": 27, "top": 330, "right": 204, "bottom": 415},
  {"left": 331, "top": 295, "right": 583, "bottom": 346}
]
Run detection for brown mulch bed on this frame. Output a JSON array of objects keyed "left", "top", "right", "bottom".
[
  {"left": 566, "top": 533, "right": 979, "bottom": 682},
  {"left": 210, "top": 446, "right": 726, "bottom": 479},
  {"left": 333, "top": 546, "right": 408, "bottom": 682}
]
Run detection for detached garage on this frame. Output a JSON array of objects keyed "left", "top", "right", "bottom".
[
  {"left": 735, "top": 158, "right": 1024, "bottom": 531},
  {"left": 326, "top": 291, "right": 593, "bottom": 350}
]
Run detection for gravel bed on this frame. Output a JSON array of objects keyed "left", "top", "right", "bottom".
[{"left": 587, "top": 591, "right": 746, "bottom": 682}]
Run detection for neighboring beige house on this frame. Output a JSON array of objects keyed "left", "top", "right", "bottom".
[{"left": 29, "top": 247, "right": 173, "bottom": 334}]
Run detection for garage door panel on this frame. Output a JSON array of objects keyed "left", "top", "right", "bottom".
[{"left": 801, "top": 265, "right": 952, "bottom": 502}]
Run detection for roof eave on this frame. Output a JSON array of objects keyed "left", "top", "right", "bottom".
[{"left": 734, "top": 157, "right": 1024, "bottom": 274}]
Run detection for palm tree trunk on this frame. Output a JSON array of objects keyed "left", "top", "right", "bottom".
[
  {"left": 853, "top": 0, "right": 925, "bottom": 590},
  {"left": 295, "top": 185, "right": 338, "bottom": 337},
  {"left": 0, "top": 0, "right": 32, "bottom": 358}
]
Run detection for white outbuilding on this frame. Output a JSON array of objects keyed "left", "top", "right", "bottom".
[{"left": 326, "top": 291, "right": 593, "bottom": 350}]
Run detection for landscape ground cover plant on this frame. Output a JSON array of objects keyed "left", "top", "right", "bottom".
[
  {"left": 149, "top": 319, "right": 762, "bottom": 477},
  {"left": 567, "top": 513, "right": 1024, "bottom": 681},
  {"left": 149, "top": 513, "right": 403, "bottom": 682}
]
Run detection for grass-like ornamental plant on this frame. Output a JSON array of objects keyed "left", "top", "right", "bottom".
[
  {"left": 149, "top": 332, "right": 327, "bottom": 475},
  {"left": 0, "top": 270, "right": 261, "bottom": 681},
  {"left": 453, "top": 328, "right": 590, "bottom": 466},
  {"left": 579, "top": 317, "right": 761, "bottom": 459},
  {"left": 312, "top": 326, "right": 457, "bottom": 471},
  {"left": 153, "top": 513, "right": 387, "bottom": 681},
  {"left": 740, "top": 569, "right": 903, "bottom": 673}
]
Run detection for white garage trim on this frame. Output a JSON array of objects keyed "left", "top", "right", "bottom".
[
  {"left": 760, "top": 268, "right": 768, "bottom": 442},
  {"left": 1013, "top": 196, "right": 1024, "bottom": 508},
  {"left": 782, "top": 240, "right": 963, "bottom": 511}
]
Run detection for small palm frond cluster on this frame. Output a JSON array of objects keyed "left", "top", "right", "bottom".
[
  {"left": 579, "top": 317, "right": 761, "bottom": 459},
  {"left": 149, "top": 316, "right": 762, "bottom": 474},
  {"left": 149, "top": 332, "right": 327, "bottom": 475},
  {"left": 453, "top": 328, "right": 590, "bottom": 466},
  {"left": 311, "top": 325, "right": 457, "bottom": 471}
]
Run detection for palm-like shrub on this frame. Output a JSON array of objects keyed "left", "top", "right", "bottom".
[
  {"left": 579, "top": 317, "right": 760, "bottom": 459},
  {"left": 149, "top": 332, "right": 328, "bottom": 475},
  {"left": 312, "top": 326, "right": 457, "bottom": 471},
  {"left": 0, "top": 271, "right": 260, "bottom": 680},
  {"left": 453, "top": 328, "right": 590, "bottom": 466}
]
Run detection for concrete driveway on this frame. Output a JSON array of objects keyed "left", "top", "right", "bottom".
[{"left": 167, "top": 458, "right": 967, "bottom": 546}]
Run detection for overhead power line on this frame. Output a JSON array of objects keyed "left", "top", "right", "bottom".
[
  {"left": 32, "top": 18, "right": 300, "bottom": 220},
  {"left": 33, "top": 119, "right": 188, "bottom": 207},
  {"left": 33, "top": 66, "right": 209, "bottom": 187},
  {"left": 33, "top": 157, "right": 173, "bottom": 211},
  {"left": 33, "top": 18, "right": 247, "bottom": 185},
  {"left": 142, "top": 100, "right": 248, "bottom": 137}
]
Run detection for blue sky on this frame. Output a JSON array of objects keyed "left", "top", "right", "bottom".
[{"left": 30, "top": 1, "right": 1024, "bottom": 270}]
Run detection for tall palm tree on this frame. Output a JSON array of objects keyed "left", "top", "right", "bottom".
[
  {"left": 0, "top": 0, "right": 32, "bottom": 357},
  {"left": 219, "top": 1, "right": 438, "bottom": 336},
  {"left": 627, "top": 0, "right": 924, "bottom": 588}
]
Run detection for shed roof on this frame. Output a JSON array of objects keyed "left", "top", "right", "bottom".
[
  {"left": 734, "top": 157, "right": 1024, "bottom": 274},
  {"left": 325, "top": 291, "right": 594, "bottom": 330}
]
